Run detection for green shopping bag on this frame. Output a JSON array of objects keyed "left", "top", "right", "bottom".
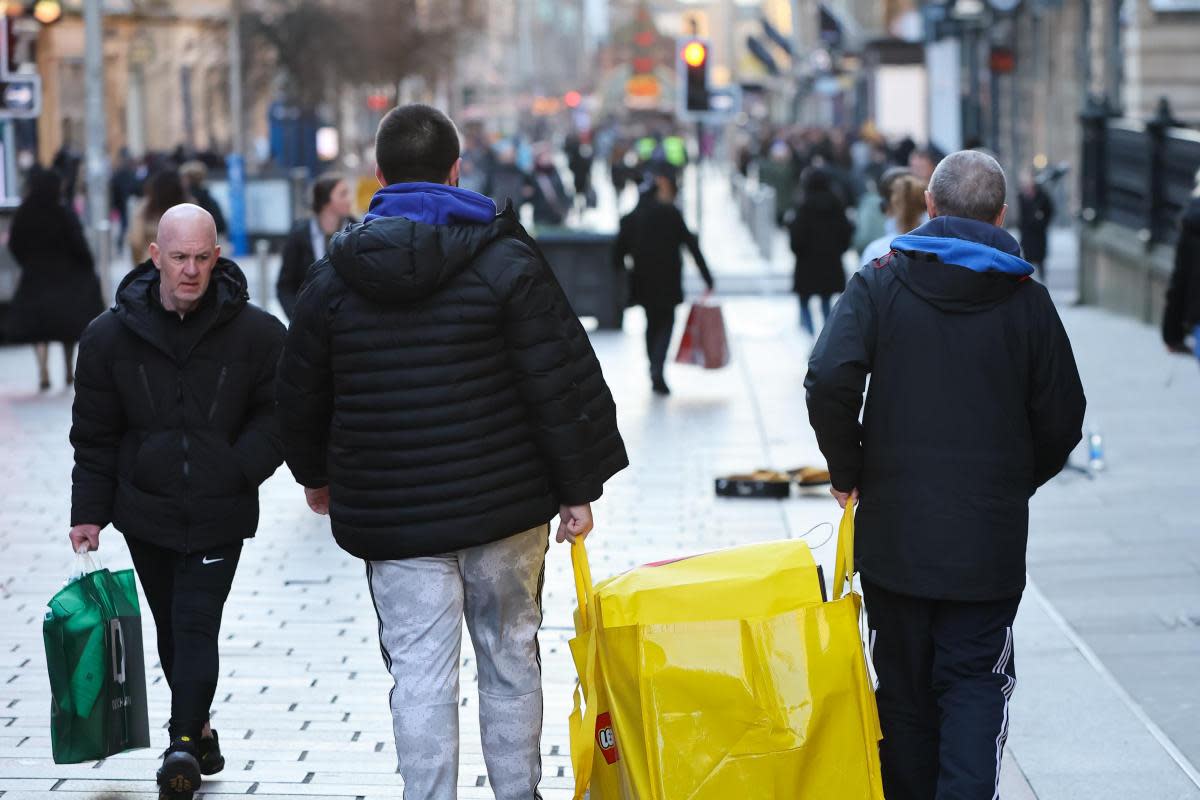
[{"left": 43, "top": 552, "right": 150, "bottom": 763}]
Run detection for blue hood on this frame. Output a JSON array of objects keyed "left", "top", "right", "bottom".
[
  {"left": 365, "top": 182, "right": 497, "bottom": 226},
  {"left": 891, "top": 216, "right": 1034, "bottom": 277}
]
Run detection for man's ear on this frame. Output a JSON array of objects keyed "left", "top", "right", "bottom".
[
  {"left": 924, "top": 190, "right": 938, "bottom": 220},
  {"left": 213, "top": 242, "right": 222, "bottom": 261},
  {"left": 149, "top": 241, "right": 162, "bottom": 270},
  {"left": 375, "top": 164, "right": 387, "bottom": 188},
  {"left": 994, "top": 204, "right": 1008, "bottom": 227},
  {"left": 446, "top": 158, "right": 462, "bottom": 187}
]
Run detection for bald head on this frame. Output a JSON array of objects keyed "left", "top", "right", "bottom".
[
  {"left": 156, "top": 203, "right": 218, "bottom": 250},
  {"left": 927, "top": 150, "right": 1008, "bottom": 224},
  {"left": 150, "top": 203, "right": 221, "bottom": 315}
]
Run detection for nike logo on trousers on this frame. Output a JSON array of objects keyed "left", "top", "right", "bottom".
[{"left": 201, "top": 557, "right": 224, "bottom": 565}]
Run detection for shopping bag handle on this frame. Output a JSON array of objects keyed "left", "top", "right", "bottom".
[
  {"left": 832, "top": 500, "right": 856, "bottom": 601},
  {"left": 571, "top": 537, "right": 596, "bottom": 631},
  {"left": 569, "top": 537, "right": 599, "bottom": 799},
  {"left": 69, "top": 548, "right": 100, "bottom": 584}
]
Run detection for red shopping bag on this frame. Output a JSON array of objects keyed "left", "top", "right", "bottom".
[{"left": 674, "top": 302, "right": 730, "bottom": 369}]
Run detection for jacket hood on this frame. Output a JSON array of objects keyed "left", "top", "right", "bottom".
[
  {"left": 364, "top": 182, "right": 497, "bottom": 225},
  {"left": 114, "top": 257, "right": 249, "bottom": 354},
  {"left": 329, "top": 204, "right": 518, "bottom": 303},
  {"left": 888, "top": 216, "right": 1034, "bottom": 313}
]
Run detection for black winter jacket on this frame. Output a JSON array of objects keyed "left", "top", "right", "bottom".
[
  {"left": 1163, "top": 198, "right": 1200, "bottom": 348},
  {"left": 70, "top": 259, "right": 286, "bottom": 553},
  {"left": 6, "top": 191, "right": 103, "bottom": 344},
  {"left": 806, "top": 217, "right": 1086, "bottom": 601},
  {"left": 615, "top": 194, "right": 714, "bottom": 310},
  {"left": 276, "top": 207, "right": 628, "bottom": 561},
  {"left": 790, "top": 191, "right": 854, "bottom": 297}
]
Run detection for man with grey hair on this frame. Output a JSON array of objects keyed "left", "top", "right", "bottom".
[
  {"left": 806, "top": 150, "right": 1085, "bottom": 799},
  {"left": 69, "top": 203, "right": 286, "bottom": 799}
]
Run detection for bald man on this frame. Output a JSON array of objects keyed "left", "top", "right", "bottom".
[{"left": 69, "top": 203, "right": 286, "bottom": 798}]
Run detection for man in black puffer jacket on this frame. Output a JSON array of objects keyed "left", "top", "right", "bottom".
[
  {"left": 69, "top": 204, "right": 285, "bottom": 796},
  {"left": 806, "top": 150, "right": 1085, "bottom": 800},
  {"left": 276, "top": 104, "right": 627, "bottom": 799}
]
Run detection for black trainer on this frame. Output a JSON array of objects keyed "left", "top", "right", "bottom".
[
  {"left": 157, "top": 736, "right": 201, "bottom": 799},
  {"left": 198, "top": 729, "right": 225, "bottom": 775}
]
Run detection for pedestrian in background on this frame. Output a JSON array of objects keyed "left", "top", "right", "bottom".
[
  {"left": 1017, "top": 169, "right": 1055, "bottom": 279},
  {"left": 530, "top": 145, "right": 570, "bottom": 227},
  {"left": 180, "top": 161, "right": 229, "bottom": 240},
  {"left": 861, "top": 174, "right": 927, "bottom": 265},
  {"left": 807, "top": 150, "right": 1086, "bottom": 800},
  {"left": 758, "top": 139, "right": 797, "bottom": 226},
  {"left": 128, "top": 170, "right": 191, "bottom": 262},
  {"left": 483, "top": 140, "right": 535, "bottom": 213},
  {"left": 614, "top": 166, "right": 715, "bottom": 396},
  {"left": 565, "top": 131, "right": 595, "bottom": 214},
  {"left": 276, "top": 104, "right": 628, "bottom": 800},
  {"left": 276, "top": 174, "right": 355, "bottom": 319},
  {"left": 110, "top": 148, "right": 142, "bottom": 252},
  {"left": 851, "top": 177, "right": 886, "bottom": 256},
  {"left": 1163, "top": 170, "right": 1200, "bottom": 358},
  {"left": 789, "top": 166, "right": 854, "bottom": 337},
  {"left": 5, "top": 166, "right": 104, "bottom": 390},
  {"left": 69, "top": 204, "right": 286, "bottom": 799}
]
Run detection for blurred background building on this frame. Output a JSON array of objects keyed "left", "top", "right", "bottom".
[{"left": 0, "top": 0, "right": 1195, "bottom": 329}]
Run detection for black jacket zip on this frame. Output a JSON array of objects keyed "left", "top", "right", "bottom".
[
  {"left": 138, "top": 364, "right": 155, "bottom": 415},
  {"left": 208, "top": 366, "right": 228, "bottom": 422}
]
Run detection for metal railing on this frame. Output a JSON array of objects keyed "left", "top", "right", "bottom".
[
  {"left": 730, "top": 172, "right": 776, "bottom": 261},
  {"left": 1081, "top": 98, "right": 1200, "bottom": 247}
]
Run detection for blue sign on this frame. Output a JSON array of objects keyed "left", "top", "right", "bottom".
[{"left": 226, "top": 152, "right": 248, "bottom": 257}]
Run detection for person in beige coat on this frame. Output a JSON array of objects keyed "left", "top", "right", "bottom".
[{"left": 128, "top": 170, "right": 191, "bottom": 261}]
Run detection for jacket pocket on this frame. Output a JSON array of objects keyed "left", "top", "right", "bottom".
[
  {"left": 138, "top": 363, "right": 155, "bottom": 416},
  {"left": 208, "top": 366, "right": 229, "bottom": 422}
]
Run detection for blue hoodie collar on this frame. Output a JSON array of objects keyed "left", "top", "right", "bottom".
[
  {"left": 365, "top": 182, "right": 497, "bottom": 226},
  {"left": 891, "top": 216, "right": 1034, "bottom": 276}
]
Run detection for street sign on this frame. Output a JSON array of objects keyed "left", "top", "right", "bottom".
[{"left": 0, "top": 74, "right": 40, "bottom": 119}]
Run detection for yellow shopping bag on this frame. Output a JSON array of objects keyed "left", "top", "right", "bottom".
[{"left": 569, "top": 503, "right": 884, "bottom": 800}]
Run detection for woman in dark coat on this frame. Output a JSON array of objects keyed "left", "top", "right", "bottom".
[
  {"left": 1017, "top": 169, "right": 1054, "bottom": 277},
  {"left": 789, "top": 167, "right": 854, "bottom": 336},
  {"left": 6, "top": 167, "right": 104, "bottom": 390},
  {"left": 276, "top": 174, "right": 355, "bottom": 320}
]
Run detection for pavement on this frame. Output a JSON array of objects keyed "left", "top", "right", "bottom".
[{"left": 1, "top": 166, "right": 1199, "bottom": 799}]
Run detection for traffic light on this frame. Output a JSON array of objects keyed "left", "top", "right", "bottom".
[{"left": 681, "top": 38, "right": 710, "bottom": 113}]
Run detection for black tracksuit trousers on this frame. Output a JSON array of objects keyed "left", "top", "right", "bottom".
[
  {"left": 126, "top": 537, "right": 242, "bottom": 740},
  {"left": 644, "top": 304, "right": 676, "bottom": 384},
  {"left": 862, "top": 578, "right": 1021, "bottom": 800}
]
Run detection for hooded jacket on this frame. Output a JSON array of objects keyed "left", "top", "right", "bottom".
[
  {"left": 1163, "top": 197, "right": 1200, "bottom": 348},
  {"left": 805, "top": 216, "right": 1086, "bottom": 601},
  {"left": 70, "top": 259, "right": 286, "bottom": 552},
  {"left": 789, "top": 186, "right": 854, "bottom": 297},
  {"left": 275, "top": 182, "right": 628, "bottom": 561}
]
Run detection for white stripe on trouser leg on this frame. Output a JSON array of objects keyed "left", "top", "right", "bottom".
[{"left": 992, "top": 627, "right": 1015, "bottom": 800}]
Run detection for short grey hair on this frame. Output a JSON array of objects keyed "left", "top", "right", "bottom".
[{"left": 928, "top": 150, "right": 1007, "bottom": 222}]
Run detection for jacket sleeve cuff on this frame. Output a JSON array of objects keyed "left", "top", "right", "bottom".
[
  {"left": 233, "top": 431, "right": 285, "bottom": 487},
  {"left": 829, "top": 468, "right": 860, "bottom": 493},
  {"left": 70, "top": 505, "right": 111, "bottom": 529},
  {"left": 556, "top": 481, "right": 604, "bottom": 507}
]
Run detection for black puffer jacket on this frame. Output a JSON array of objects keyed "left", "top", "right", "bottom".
[
  {"left": 806, "top": 217, "right": 1085, "bottom": 601},
  {"left": 70, "top": 259, "right": 286, "bottom": 552},
  {"left": 276, "top": 207, "right": 628, "bottom": 561}
]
